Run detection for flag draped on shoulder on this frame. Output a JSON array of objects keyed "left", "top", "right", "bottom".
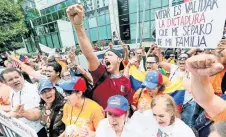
[
  {"left": 129, "top": 65, "right": 185, "bottom": 111},
  {"left": 164, "top": 77, "right": 186, "bottom": 112},
  {"left": 129, "top": 65, "right": 145, "bottom": 91}
]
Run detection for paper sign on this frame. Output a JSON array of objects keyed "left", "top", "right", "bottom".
[
  {"left": 155, "top": 0, "right": 226, "bottom": 48},
  {"left": 0, "top": 111, "right": 37, "bottom": 137}
]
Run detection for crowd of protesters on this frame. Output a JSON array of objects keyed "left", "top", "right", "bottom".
[{"left": 0, "top": 4, "right": 226, "bottom": 137}]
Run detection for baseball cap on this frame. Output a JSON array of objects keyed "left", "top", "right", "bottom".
[
  {"left": 38, "top": 79, "right": 54, "bottom": 94},
  {"left": 105, "top": 95, "right": 129, "bottom": 116},
  {"left": 105, "top": 49, "right": 124, "bottom": 70},
  {"left": 142, "top": 71, "right": 163, "bottom": 89},
  {"left": 56, "top": 77, "right": 86, "bottom": 94}
]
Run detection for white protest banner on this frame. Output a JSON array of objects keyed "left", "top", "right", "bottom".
[
  {"left": 0, "top": 110, "right": 37, "bottom": 137},
  {"left": 155, "top": 0, "right": 226, "bottom": 48}
]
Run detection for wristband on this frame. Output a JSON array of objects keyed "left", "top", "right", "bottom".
[{"left": 74, "top": 22, "right": 83, "bottom": 28}]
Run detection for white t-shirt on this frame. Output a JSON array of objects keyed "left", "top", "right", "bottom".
[
  {"left": 144, "top": 118, "right": 196, "bottom": 137},
  {"left": 168, "top": 64, "right": 193, "bottom": 104},
  {"left": 95, "top": 118, "right": 145, "bottom": 137},
  {"left": 131, "top": 110, "right": 195, "bottom": 137},
  {"left": 169, "top": 64, "right": 185, "bottom": 83},
  {"left": 10, "top": 82, "right": 43, "bottom": 133}
]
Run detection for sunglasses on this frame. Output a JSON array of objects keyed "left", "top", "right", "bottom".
[
  {"left": 146, "top": 61, "right": 157, "bottom": 65},
  {"left": 177, "top": 57, "right": 188, "bottom": 61}
]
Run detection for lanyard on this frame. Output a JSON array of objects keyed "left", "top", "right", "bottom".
[
  {"left": 11, "top": 91, "right": 22, "bottom": 109},
  {"left": 70, "top": 98, "right": 85, "bottom": 125}
]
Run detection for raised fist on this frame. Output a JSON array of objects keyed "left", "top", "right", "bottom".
[
  {"left": 66, "top": 4, "right": 84, "bottom": 26},
  {"left": 186, "top": 54, "right": 224, "bottom": 76}
]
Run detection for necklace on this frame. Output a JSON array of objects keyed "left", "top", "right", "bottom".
[{"left": 70, "top": 98, "right": 86, "bottom": 125}]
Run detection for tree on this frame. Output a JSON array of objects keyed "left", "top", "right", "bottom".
[{"left": 0, "top": 0, "right": 28, "bottom": 52}]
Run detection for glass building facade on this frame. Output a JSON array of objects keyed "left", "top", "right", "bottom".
[{"left": 26, "top": 0, "right": 184, "bottom": 52}]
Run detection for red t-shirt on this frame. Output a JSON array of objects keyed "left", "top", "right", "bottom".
[{"left": 90, "top": 63, "right": 134, "bottom": 109}]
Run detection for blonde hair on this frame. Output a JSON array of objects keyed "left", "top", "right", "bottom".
[{"left": 151, "top": 94, "right": 180, "bottom": 124}]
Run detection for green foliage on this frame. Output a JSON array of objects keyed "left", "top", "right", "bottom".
[{"left": 0, "top": 0, "right": 28, "bottom": 50}]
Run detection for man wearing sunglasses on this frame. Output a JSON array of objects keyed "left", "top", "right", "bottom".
[
  {"left": 155, "top": 48, "right": 199, "bottom": 127},
  {"left": 167, "top": 53, "right": 176, "bottom": 64},
  {"left": 146, "top": 54, "right": 166, "bottom": 76}
]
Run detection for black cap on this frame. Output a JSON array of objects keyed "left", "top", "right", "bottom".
[{"left": 105, "top": 49, "right": 124, "bottom": 71}]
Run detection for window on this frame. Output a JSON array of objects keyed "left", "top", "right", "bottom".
[
  {"left": 151, "top": 0, "right": 162, "bottom": 8},
  {"left": 89, "top": 17, "right": 97, "bottom": 28},
  {"left": 66, "top": 0, "right": 73, "bottom": 6},
  {"left": 52, "top": 12, "right": 59, "bottom": 20},
  {"left": 40, "top": 10, "right": 45, "bottom": 15},
  {"left": 106, "top": 14, "right": 110, "bottom": 25},
  {"left": 98, "top": 15, "right": 106, "bottom": 26},
  {"left": 41, "top": 16, "right": 48, "bottom": 24},
  {"left": 130, "top": 23, "right": 140, "bottom": 40},
  {"left": 40, "top": 35, "right": 47, "bottom": 46},
  {"left": 90, "top": 28, "right": 98, "bottom": 41},
  {"left": 47, "top": 14, "right": 53, "bottom": 22},
  {"left": 139, "top": 10, "right": 150, "bottom": 22},
  {"left": 129, "top": 0, "right": 137, "bottom": 13},
  {"left": 58, "top": 9, "right": 66, "bottom": 19},
  {"left": 48, "top": 23, "right": 56, "bottom": 32},
  {"left": 52, "top": 33, "right": 61, "bottom": 48},
  {"left": 44, "top": 25, "right": 49, "bottom": 33},
  {"left": 49, "top": 6, "right": 56, "bottom": 13},
  {"left": 129, "top": 13, "right": 137, "bottom": 24},
  {"left": 46, "top": 35, "right": 54, "bottom": 48},
  {"left": 46, "top": 7, "right": 51, "bottom": 14},
  {"left": 106, "top": 25, "right": 111, "bottom": 39},
  {"left": 162, "top": 0, "right": 169, "bottom": 7},
  {"left": 60, "top": 2, "right": 67, "bottom": 9},
  {"left": 141, "top": 22, "right": 150, "bottom": 38},
  {"left": 71, "top": 0, "right": 77, "bottom": 4},
  {"left": 84, "top": 20, "right": 89, "bottom": 29},
  {"left": 99, "top": 26, "right": 107, "bottom": 40}
]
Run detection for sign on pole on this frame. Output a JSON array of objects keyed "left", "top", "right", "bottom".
[
  {"left": 0, "top": 111, "right": 37, "bottom": 137},
  {"left": 155, "top": 0, "right": 226, "bottom": 48}
]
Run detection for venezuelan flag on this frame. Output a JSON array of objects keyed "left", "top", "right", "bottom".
[
  {"left": 19, "top": 55, "right": 29, "bottom": 63},
  {"left": 129, "top": 65, "right": 145, "bottom": 91},
  {"left": 164, "top": 77, "right": 185, "bottom": 112}
]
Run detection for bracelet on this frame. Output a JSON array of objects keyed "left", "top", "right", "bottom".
[{"left": 74, "top": 22, "right": 83, "bottom": 28}]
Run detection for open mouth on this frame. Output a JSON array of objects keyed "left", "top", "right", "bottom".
[
  {"left": 105, "top": 61, "right": 111, "bottom": 69},
  {"left": 110, "top": 123, "right": 118, "bottom": 127},
  {"left": 14, "top": 83, "right": 20, "bottom": 87},
  {"left": 158, "top": 122, "right": 165, "bottom": 125},
  {"left": 179, "top": 63, "right": 185, "bottom": 66},
  {"left": 46, "top": 95, "right": 53, "bottom": 101}
]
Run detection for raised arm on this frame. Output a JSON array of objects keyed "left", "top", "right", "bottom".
[
  {"left": 69, "top": 48, "right": 93, "bottom": 83},
  {"left": 66, "top": 5, "right": 99, "bottom": 71},
  {"left": 186, "top": 54, "right": 226, "bottom": 118},
  {"left": 187, "top": 48, "right": 198, "bottom": 56},
  {"left": 122, "top": 44, "right": 129, "bottom": 63},
  {"left": 153, "top": 47, "right": 171, "bottom": 72},
  {"left": 7, "top": 55, "right": 42, "bottom": 80}
]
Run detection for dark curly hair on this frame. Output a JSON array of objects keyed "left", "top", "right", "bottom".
[{"left": 40, "top": 88, "right": 65, "bottom": 111}]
